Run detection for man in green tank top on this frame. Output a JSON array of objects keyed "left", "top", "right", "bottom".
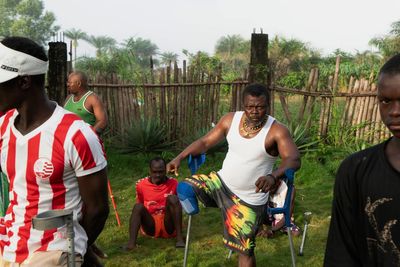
[{"left": 64, "top": 71, "right": 107, "bottom": 135}]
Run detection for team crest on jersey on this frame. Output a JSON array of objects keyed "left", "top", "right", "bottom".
[{"left": 34, "top": 158, "right": 54, "bottom": 181}]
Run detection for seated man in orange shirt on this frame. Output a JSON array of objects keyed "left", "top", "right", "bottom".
[{"left": 123, "top": 157, "right": 185, "bottom": 250}]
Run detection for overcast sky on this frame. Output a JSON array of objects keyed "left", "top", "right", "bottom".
[{"left": 42, "top": 0, "right": 400, "bottom": 59}]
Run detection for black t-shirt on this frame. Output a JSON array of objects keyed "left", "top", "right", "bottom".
[{"left": 324, "top": 139, "right": 400, "bottom": 267}]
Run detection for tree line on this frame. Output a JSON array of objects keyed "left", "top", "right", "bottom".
[{"left": 1, "top": 0, "right": 399, "bottom": 88}]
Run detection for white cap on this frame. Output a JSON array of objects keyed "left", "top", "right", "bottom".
[{"left": 0, "top": 42, "right": 48, "bottom": 83}]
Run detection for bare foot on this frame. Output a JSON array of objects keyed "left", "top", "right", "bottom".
[
  {"left": 257, "top": 228, "right": 274, "bottom": 238},
  {"left": 121, "top": 243, "right": 138, "bottom": 251},
  {"left": 175, "top": 239, "right": 185, "bottom": 248}
]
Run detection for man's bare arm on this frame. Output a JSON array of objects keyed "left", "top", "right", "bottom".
[
  {"left": 166, "top": 113, "right": 233, "bottom": 175},
  {"left": 77, "top": 167, "right": 109, "bottom": 246},
  {"left": 270, "top": 122, "right": 301, "bottom": 178},
  {"left": 87, "top": 94, "right": 108, "bottom": 134},
  {"left": 255, "top": 122, "right": 301, "bottom": 193}
]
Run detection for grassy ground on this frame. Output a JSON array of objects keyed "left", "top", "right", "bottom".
[{"left": 95, "top": 150, "right": 339, "bottom": 267}]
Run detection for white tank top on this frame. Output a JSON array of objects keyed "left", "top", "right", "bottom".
[{"left": 218, "top": 111, "right": 278, "bottom": 205}]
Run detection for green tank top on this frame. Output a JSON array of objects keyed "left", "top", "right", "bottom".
[{"left": 64, "top": 91, "right": 96, "bottom": 126}]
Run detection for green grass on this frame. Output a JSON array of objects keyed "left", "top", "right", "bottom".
[{"left": 95, "top": 150, "right": 336, "bottom": 267}]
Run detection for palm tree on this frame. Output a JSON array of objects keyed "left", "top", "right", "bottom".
[
  {"left": 159, "top": 51, "right": 179, "bottom": 66},
  {"left": 64, "top": 28, "right": 87, "bottom": 66},
  {"left": 215, "top": 34, "right": 246, "bottom": 57},
  {"left": 369, "top": 36, "right": 400, "bottom": 60},
  {"left": 85, "top": 35, "right": 116, "bottom": 57},
  {"left": 353, "top": 50, "right": 381, "bottom": 65},
  {"left": 214, "top": 35, "right": 250, "bottom": 74},
  {"left": 122, "top": 37, "right": 159, "bottom": 68},
  {"left": 268, "top": 35, "right": 319, "bottom": 80},
  {"left": 369, "top": 20, "right": 400, "bottom": 60}
]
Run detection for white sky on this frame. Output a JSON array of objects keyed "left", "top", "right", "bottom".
[{"left": 42, "top": 0, "right": 400, "bottom": 59}]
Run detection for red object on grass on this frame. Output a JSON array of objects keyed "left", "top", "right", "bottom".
[{"left": 108, "top": 180, "right": 121, "bottom": 227}]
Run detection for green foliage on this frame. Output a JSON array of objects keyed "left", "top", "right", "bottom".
[
  {"left": 75, "top": 36, "right": 159, "bottom": 82},
  {"left": 84, "top": 35, "right": 117, "bottom": 57},
  {"left": 0, "top": 0, "right": 59, "bottom": 46},
  {"left": 180, "top": 127, "right": 228, "bottom": 155},
  {"left": 287, "top": 120, "right": 320, "bottom": 154},
  {"left": 269, "top": 35, "right": 321, "bottom": 82},
  {"left": 315, "top": 102, "right": 371, "bottom": 164},
  {"left": 159, "top": 51, "right": 179, "bottom": 66},
  {"left": 369, "top": 20, "right": 400, "bottom": 61},
  {"left": 277, "top": 71, "right": 308, "bottom": 88},
  {"left": 111, "top": 117, "right": 176, "bottom": 154},
  {"left": 183, "top": 50, "right": 221, "bottom": 76},
  {"left": 318, "top": 56, "right": 380, "bottom": 89},
  {"left": 214, "top": 34, "right": 250, "bottom": 75},
  {"left": 64, "top": 28, "right": 87, "bottom": 64},
  {"left": 122, "top": 37, "right": 159, "bottom": 69}
]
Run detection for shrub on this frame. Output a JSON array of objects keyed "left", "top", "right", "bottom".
[
  {"left": 287, "top": 120, "right": 320, "bottom": 154},
  {"left": 112, "top": 117, "right": 176, "bottom": 154}
]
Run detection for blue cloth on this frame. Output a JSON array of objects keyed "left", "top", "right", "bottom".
[
  {"left": 177, "top": 182, "right": 199, "bottom": 215},
  {"left": 187, "top": 154, "right": 206, "bottom": 175}
]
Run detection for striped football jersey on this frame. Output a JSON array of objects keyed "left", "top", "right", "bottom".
[{"left": 0, "top": 105, "right": 107, "bottom": 263}]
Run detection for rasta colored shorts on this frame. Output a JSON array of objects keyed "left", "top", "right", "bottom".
[
  {"left": 140, "top": 213, "right": 177, "bottom": 239},
  {"left": 184, "top": 171, "right": 266, "bottom": 256}
]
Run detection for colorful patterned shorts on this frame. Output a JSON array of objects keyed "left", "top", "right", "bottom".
[{"left": 184, "top": 171, "right": 266, "bottom": 256}]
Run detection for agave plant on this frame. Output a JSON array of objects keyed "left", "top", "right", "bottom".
[
  {"left": 288, "top": 121, "right": 320, "bottom": 154},
  {"left": 113, "top": 117, "right": 176, "bottom": 154}
]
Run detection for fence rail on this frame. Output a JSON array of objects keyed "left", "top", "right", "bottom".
[
  {"left": 90, "top": 73, "right": 388, "bottom": 145},
  {"left": 270, "top": 67, "right": 389, "bottom": 145},
  {"left": 90, "top": 80, "right": 249, "bottom": 142}
]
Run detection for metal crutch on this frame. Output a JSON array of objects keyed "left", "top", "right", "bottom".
[
  {"left": 299, "top": 211, "right": 312, "bottom": 256},
  {"left": 267, "top": 168, "right": 297, "bottom": 267},
  {"left": 182, "top": 154, "right": 205, "bottom": 267},
  {"left": 32, "top": 209, "right": 75, "bottom": 267}
]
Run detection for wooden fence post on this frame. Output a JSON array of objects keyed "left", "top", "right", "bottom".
[
  {"left": 248, "top": 33, "right": 269, "bottom": 113},
  {"left": 47, "top": 42, "right": 68, "bottom": 105}
]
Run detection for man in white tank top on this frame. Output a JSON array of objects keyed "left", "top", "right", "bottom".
[{"left": 167, "top": 84, "right": 300, "bottom": 267}]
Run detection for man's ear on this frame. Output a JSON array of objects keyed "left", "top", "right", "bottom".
[{"left": 18, "top": 76, "right": 32, "bottom": 90}]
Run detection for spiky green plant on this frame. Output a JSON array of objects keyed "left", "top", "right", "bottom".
[
  {"left": 112, "top": 117, "right": 176, "bottom": 154},
  {"left": 287, "top": 120, "right": 320, "bottom": 154}
]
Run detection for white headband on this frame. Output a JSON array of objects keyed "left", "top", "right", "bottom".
[{"left": 0, "top": 42, "right": 48, "bottom": 83}]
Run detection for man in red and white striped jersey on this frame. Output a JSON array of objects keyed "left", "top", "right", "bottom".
[{"left": 0, "top": 37, "right": 109, "bottom": 266}]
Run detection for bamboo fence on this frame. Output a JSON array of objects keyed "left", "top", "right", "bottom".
[
  {"left": 272, "top": 67, "right": 389, "bottom": 144},
  {"left": 88, "top": 60, "right": 389, "bottom": 145},
  {"left": 89, "top": 61, "right": 248, "bottom": 142}
]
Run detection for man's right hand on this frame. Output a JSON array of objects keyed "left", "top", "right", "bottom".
[{"left": 166, "top": 158, "right": 180, "bottom": 176}]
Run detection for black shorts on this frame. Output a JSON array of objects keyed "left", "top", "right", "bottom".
[{"left": 184, "top": 172, "right": 267, "bottom": 256}]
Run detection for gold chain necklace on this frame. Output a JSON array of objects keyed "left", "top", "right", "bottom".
[{"left": 241, "top": 116, "right": 268, "bottom": 137}]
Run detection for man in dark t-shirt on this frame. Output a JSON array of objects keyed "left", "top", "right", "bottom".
[{"left": 324, "top": 54, "right": 400, "bottom": 266}]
